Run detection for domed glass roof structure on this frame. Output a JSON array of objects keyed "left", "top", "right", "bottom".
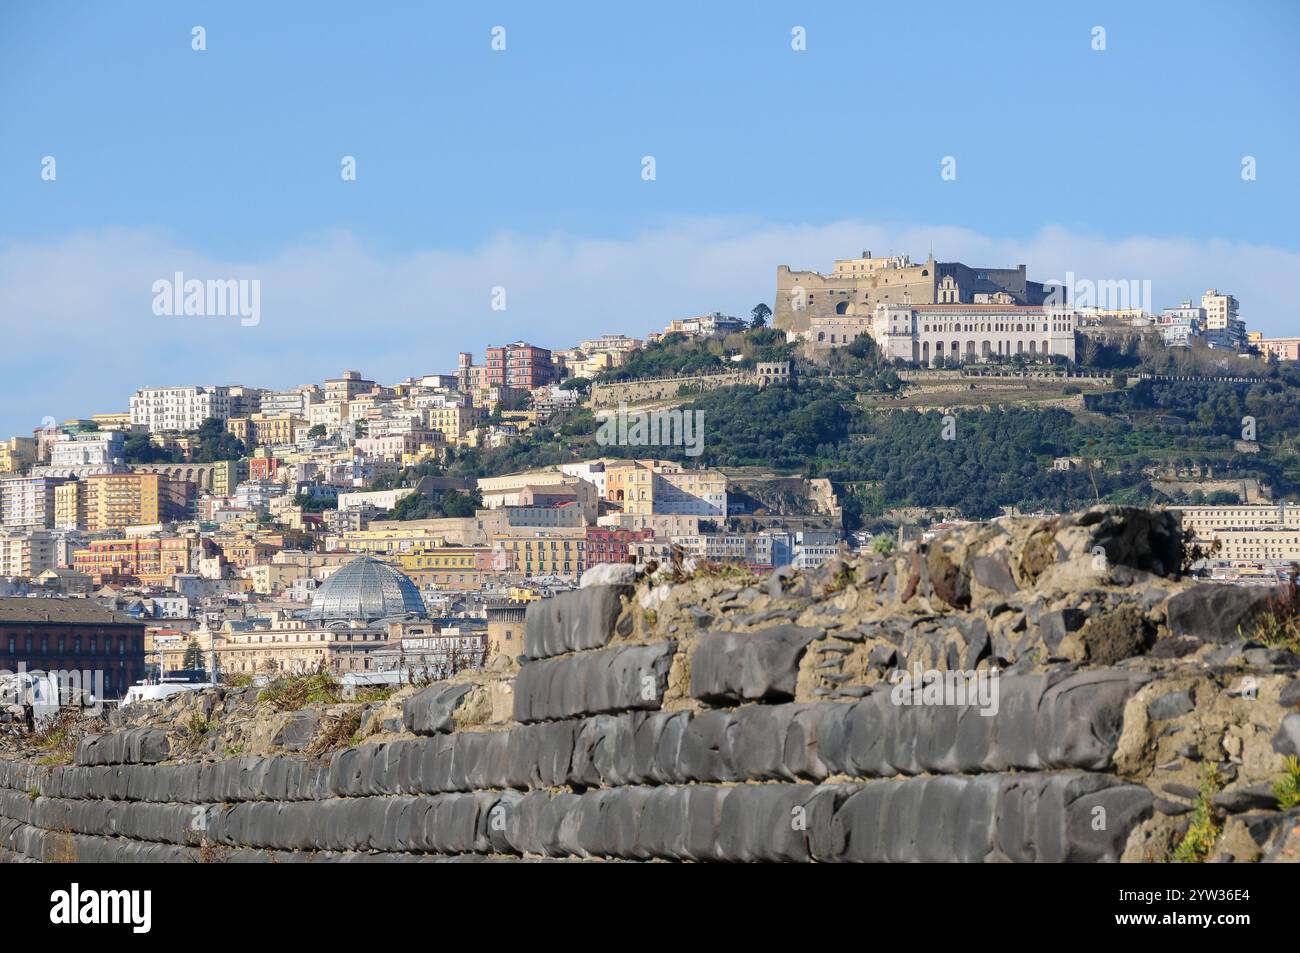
[{"left": 306, "top": 556, "right": 427, "bottom": 624}]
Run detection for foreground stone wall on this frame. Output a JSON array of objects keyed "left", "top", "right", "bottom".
[{"left": 3, "top": 507, "right": 1298, "bottom": 863}]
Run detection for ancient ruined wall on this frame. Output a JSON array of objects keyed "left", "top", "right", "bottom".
[
  {"left": 590, "top": 372, "right": 754, "bottom": 409},
  {"left": 2, "top": 507, "right": 1298, "bottom": 863}
]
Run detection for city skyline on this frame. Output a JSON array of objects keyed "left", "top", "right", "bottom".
[{"left": 3, "top": 1, "right": 1299, "bottom": 434}]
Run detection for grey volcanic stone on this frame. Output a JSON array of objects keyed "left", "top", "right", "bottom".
[
  {"left": 678, "top": 709, "right": 741, "bottom": 783},
  {"left": 506, "top": 720, "right": 576, "bottom": 789},
  {"left": 1037, "top": 670, "right": 1150, "bottom": 770},
  {"left": 506, "top": 639, "right": 676, "bottom": 722},
  {"left": 512, "top": 641, "right": 676, "bottom": 723},
  {"left": 74, "top": 728, "right": 170, "bottom": 767},
  {"left": 1279, "top": 679, "right": 1300, "bottom": 709},
  {"left": 1211, "top": 784, "right": 1279, "bottom": 813},
  {"left": 972, "top": 555, "right": 1018, "bottom": 597},
  {"left": 1166, "top": 584, "right": 1279, "bottom": 644},
  {"left": 1038, "top": 608, "right": 1087, "bottom": 654},
  {"left": 1035, "top": 773, "right": 1154, "bottom": 863},
  {"left": 1147, "top": 689, "right": 1195, "bottom": 721},
  {"left": 690, "top": 625, "right": 824, "bottom": 704},
  {"left": 403, "top": 682, "right": 473, "bottom": 735},
  {"left": 523, "top": 584, "right": 632, "bottom": 659},
  {"left": 631, "top": 709, "right": 691, "bottom": 785},
  {"left": 1272, "top": 714, "right": 1300, "bottom": 757},
  {"left": 272, "top": 711, "right": 319, "bottom": 750}
]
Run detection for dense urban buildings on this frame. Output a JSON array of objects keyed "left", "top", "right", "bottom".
[{"left": 0, "top": 247, "right": 1291, "bottom": 698}]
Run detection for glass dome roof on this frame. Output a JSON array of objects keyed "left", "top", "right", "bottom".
[{"left": 305, "top": 556, "right": 427, "bottom": 624}]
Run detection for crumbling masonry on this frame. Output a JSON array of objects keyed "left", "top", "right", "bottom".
[{"left": 2, "top": 506, "right": 1298, "bottom": 862}]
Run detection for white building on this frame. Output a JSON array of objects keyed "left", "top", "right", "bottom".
[
  {"left": 0, "top": 529, "right": 60, "bottom": 578},
  {"left": 130, "top": 386, "right": 231, "bottom": 432},
  {"left": 819, "top": 303, "right": 1078, "bottom": 364},
  {"left": 49, "top": 431, "right": 126, "bottom": 468},
  {"left": 1201, "top": 289, "right": 1239, "bottom": 332},
  {"left": 261, "top": 387, "right": 321, "bottom": 418},
  {"left": 0, "top": 476, "right": 66, "bottom": 529}
]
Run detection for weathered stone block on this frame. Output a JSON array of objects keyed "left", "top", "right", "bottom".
[
  {"left": 402, "top": 682, "right": 473, "bottom": 735},
  {"left": 1166, "top": 584, "right": 1280, "bottom": 643},
  {"left": 513, "top": 641, "right": 676, "bottom": 723},
  {"left": 690, "top": 625, "right": 824, "bottom": 704},
  {"left": 523, "top": 584, "right": 632, "bottom": 659}
]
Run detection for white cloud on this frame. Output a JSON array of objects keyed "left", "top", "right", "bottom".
[{"left": 1, "top": 219, "right": 1296, "bottom": 435}]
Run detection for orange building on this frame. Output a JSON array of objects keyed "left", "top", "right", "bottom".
[{"left": 72, "top": 536, "right": 197, "bottom": 584}]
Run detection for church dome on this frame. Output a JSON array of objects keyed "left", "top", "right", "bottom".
[{"left": 306, "top": 556, "right": 426, "bottom": 624}]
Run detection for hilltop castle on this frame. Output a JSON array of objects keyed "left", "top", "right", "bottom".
[{"left": 774, "top": 251, "right": 1075, "bottom": 364}]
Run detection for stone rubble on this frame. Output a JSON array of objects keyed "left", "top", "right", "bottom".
[{"left": 2, "top": 506, "right": 1297, "bottom": 863}]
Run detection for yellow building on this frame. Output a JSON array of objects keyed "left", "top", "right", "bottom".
[
  {"left": 386, "top": 546, "right": 501, "bottom": 588},
  {"left": 90, "top": 412, "right": 133, "bottom": 430},
  {"left": 564, "top": 350, "right": 615, "bottom": 379},
  {"left": 227, "top": 413, "right": 305, "bottom": 449},
  {"left": 605, "top": 461, "right": 655, "bottom": 515},
  {"left": 0, "top": 437, "right": 37, "bottom": 474},
  {"left": 55, "top": 472, "right": 190, "bottom": 531},
  {"left": 495, "top": 530, "right": 586, "bottom": 578},
  {"left": 205, "top": 616, "right": 394, "bottom": 676},
  {"left": 340, "top": 518, "right": 482, "bottom": 553},
  {"left": 1247, "top": 332, "right": 1300, "bottom": 363},
  {"left": 425, "top": 405, "right": 482, "bottom": 442}
]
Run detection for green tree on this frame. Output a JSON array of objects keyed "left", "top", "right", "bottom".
[
  {"left": 182, "top": 639, "right": 205, "bottom": 673},
  {"left": 750, "top": 303, "right": 771, "bottom": 329},
  {"left": 193, "top": 417, "right": 245, "bottom": 463},
  {"left": 439, "top": 488, "right": 481, "bottom": 518}
]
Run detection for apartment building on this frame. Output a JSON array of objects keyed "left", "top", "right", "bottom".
[
  {"left": 47, "top": 431, "right": 126, "bottom": 469},
  {"left": 72, "top": 536, "right": 198, "bottom": 584},
  {"left": 385, "top": 546, "right": 510, "bottom": 588},
  {"left": 0, "top": 475, "right": 67, "bottom": 528},
  {"left": 1246, "top": 332, "right": 1300, "bottom": 363},
  {"left": 585, "top": 526, "right": 653, "bottom": 566},
  {"left": 603, "top": 460, "right": 728, "bottom": 518},
  {"left": 226, "top": 413, "right": 306, "bottom": 449},
  {"left": 212, "top": 615, "right": 393, "bottom": 676},
  {"left": 478, "top": 470, "right": 600, "bottom": 523},
  {"left": 480, "top": 342, "right": 557, "bottom": 390},
  {"left": 494, "top": 529, "right": 587, "bottom": 579},
  {"left": 1208, "top": 527, "right": 1300, "bottom": 564},
  {"left": 130, "top": 386, "right": 232, "bottom": 432},
  {"left": 0, "top": 437, "right": 38, "bottom": 473},
  {"left": 260, "top": 386, "right": 322, "bottom": 418},
  {"left": 324, "top": 370, "right": 377, "bottom": 403},
  {"left": 664, "top": 313, "right": 747, "bottom": 337},
  {"left": 0, "top": 529, "right": 60, "bottom": 578},
  {"left": 54, "top": 473, "right": 193, "bottom": 531}
]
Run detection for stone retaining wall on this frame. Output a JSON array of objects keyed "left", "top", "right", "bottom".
[{"left": 3, "top": 506, "right": 1298, "bottom": 863}]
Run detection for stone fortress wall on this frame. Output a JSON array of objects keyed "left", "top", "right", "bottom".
[{"left": 2, "top": 507, "right": 1298, "bottom": 863}]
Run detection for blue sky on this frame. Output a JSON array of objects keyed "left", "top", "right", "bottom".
[{"left": 1, "top": 0, "right": 1298, "bottom": 435}]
